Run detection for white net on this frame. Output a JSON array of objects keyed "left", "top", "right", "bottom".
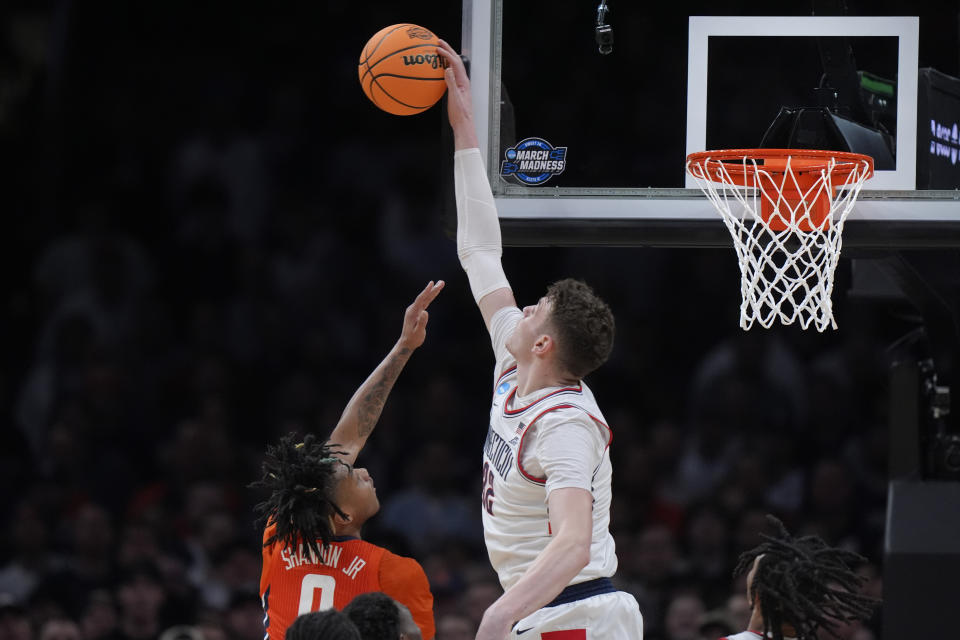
[{"left": 686, "top": 152, "right": 873, "bottom": 331}]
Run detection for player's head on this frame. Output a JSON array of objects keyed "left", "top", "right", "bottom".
[
  {"left": 331, "top": 456, "right": 380, "bottom": 529},
  {"left": 285, "top": 609, "right": 360, "bottom": 640},
  {"left": 343, "top": 591, "right": 421, "bottom": 640},
  {"left": 733, "top": 515, "right": 878, "bottom": 640},
  {"left": 251, "top": 433, "right": 379, "bottom": 559},
  {"left": 507, "top": 278, "right": 614, "bottom": 379}
]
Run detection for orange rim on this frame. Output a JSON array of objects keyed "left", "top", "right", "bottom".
[
  {"left": 686, "top": 148, "right": 874, "bottom": 180},
  {"left": 687, "top": 149, "right": 875, "bottom": 232}
]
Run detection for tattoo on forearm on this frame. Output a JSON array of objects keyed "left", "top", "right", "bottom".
[{"left": 356, "top": 348, "right": 410, "bottom": 438}]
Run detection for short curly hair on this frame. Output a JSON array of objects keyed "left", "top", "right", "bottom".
[
  {"left": 342, "top": 592, "right": 400, "bottom": 640},
  {"left": 284, "top": 610, "right": 360, "bottom": 640},
  {"left": 545, "top": 278, "right": 615, "bottom": 379}
]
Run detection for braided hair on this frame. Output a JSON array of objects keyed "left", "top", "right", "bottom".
[
  {"left": 250, "top": 433, "right": 348, "bottom": 560},
  {"left": 732, "top": 515, "right": 878, "bottom": 640},
  {"left": 284, "top": 609, "right": 360, "bottom": 640}
]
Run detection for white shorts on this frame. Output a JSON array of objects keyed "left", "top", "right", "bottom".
[{"left": 508, "top": 590, "right": 643, "bottom": 640}]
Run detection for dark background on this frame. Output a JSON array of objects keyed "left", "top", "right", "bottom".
[{"left": 0, "top": 1, "right": 953, "bottom": 639}]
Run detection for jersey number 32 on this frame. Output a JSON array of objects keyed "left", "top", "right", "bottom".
[{"left": 482, "top": 461, "right": 495, "bottom": 515}]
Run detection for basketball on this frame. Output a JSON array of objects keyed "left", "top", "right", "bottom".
[{"left": 358, "top": 24, "right": 448, "bottom": 116}]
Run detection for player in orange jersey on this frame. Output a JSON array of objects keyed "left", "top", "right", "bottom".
[{"left": 252, "top": 281, "right": 444, "bottom": 640}]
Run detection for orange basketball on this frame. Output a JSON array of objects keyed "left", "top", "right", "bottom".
[{"left": 358, "top": 24, "right": 448, "bottom": 116}]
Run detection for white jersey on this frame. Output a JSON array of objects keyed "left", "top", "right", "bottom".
[{"left": 481, "top": 307, "right": 618, "bottom": 590}]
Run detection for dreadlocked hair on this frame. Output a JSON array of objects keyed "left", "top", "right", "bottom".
[
  {"left": 732, "top": 515, "right": 879, "bottom": 640},
  {"left": 284, "top": 609, "right": 360, "bottom": 640},
  {"left": 250, "top": 433, "right": 348, "bottom": 560}
]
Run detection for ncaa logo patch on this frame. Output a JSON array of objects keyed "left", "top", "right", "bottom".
[
  {"left": 501, "top": 137, "right": 567, "bottom": 186},
  {"left": 496, "top": 382, "right": 510, "bottom": 395}
]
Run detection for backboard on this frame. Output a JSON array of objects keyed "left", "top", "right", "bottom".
[{"left": 460, "top": 0, "right": 960, "bottom": 248}]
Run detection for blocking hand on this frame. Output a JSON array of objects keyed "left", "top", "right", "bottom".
[
  {"left": 399, "top": 280, "right": 445, "bottom": 351},
  {"left": 436, "top": 40, "right": 478, "bottom": 148}
]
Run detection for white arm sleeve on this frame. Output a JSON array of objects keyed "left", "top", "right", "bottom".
[{"left": 454, "top": 148, "right": 511, "bottom": 303}]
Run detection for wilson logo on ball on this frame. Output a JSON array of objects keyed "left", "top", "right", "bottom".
[{"left": 401, "top": 53, "right": 446, "bottom": 69}]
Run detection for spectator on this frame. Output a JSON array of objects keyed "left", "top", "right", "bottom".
[
  {"left": 284, "top": 610, "right": 360, "bottom": 640},
  {"left": 343, "top": 592, "right": 422, "bottom": 640},
  {"left": 434, "top": 613, "right": 473, "bottom": 640},
  {"left": 664, "top": 593, "right": 706, "bottom": 640},
  {"left": 110, "top": 562, "right": 167, "bottom": 640},
  {"left": 807, "top": 459, "right": 859, "bottom": 545},
  {"left": 457, "top": 579, "right": 501, "bottom": 633},
  {"left": 733, "top": 508, "right": 772, "bottom": 556},
  {"left": 0, "top": 598, "right": 31, "bottom": 640},
  {"left": 698, "top": 609, "right": 734, "bottom": 640},
  {"left": 157, "top": 626, "right": 203, "bottom": 640},
  {"left": 225, "top": 590, "right": 265, "bottom": 640},
  {"left": 683, "top": 504, "right": 732, "bottom": 607},
  {"left": 378, "top": 442, "right": 480, "bottom": 555},
  {"left": 39, "top": 618, "right": 82, "bottom": 640},
  {"left": 724, "top": 594, "right": 751, "bottom": 633},
  {"left": 32, "top": 502, "right": 117, "bottom": 616},
  {"left": 79, "top": 589, "right": 118, "bottom": 640},
  {"left": 0, "top": 502, "right": 52, "bottom": 604},
  {"left": 69, "top": 503, "right": 117, "bottom": 586},
  {"left": 619, "top": 523, "right": 684, "bottom": 637},
  {"left": 193, "top": 609, "right": 227, "bottom": 640}
]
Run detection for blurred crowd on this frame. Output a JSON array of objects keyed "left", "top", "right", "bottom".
[{"left": 1, "top": 3, "right": 901, "bottom": 640}]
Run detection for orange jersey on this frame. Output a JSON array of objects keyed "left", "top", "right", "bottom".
[{"left": 259, "top": 524, "right": 435, "bottom": 640}]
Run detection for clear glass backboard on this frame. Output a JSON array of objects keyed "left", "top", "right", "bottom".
[{"left": 461, "top": 0, "right": 960, "bottom": 247}]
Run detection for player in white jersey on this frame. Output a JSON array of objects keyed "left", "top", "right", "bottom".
[
  {"left": 437, "top": 40, "right": 644, "bottom": 640},
  {"left": 721, "top": 516, "right": 877, "bottom": 640}
]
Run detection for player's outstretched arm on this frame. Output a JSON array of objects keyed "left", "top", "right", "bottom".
[
  {"left": 326, "top": 280, "right": 444, "bottom": 466},
  {"left": 437, "top": 40, "right": 516, "bottom": 331},
  {"left": 475, "top": 488, "right": 594, "bottom": 640}
]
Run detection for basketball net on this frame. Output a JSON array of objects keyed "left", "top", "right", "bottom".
[{"left": 686, "top": 151, "right": 873, "bottom": 332}]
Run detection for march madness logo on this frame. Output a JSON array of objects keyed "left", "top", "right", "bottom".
[{"left": 500, "top": 137, "right": 567, "bottom": 185}]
